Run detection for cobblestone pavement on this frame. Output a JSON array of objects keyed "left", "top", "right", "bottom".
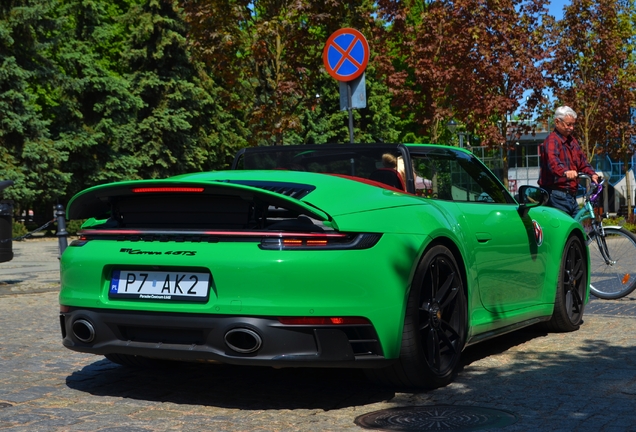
[
  {"left": 0, "top": 238, "right": 61, "bottom": 296},
  {"left": 1, "top": 239, "right": 636, "bottom": 431}
]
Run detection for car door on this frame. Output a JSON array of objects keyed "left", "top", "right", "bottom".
[
  {"left": 458, "top": 201, "right": 546, "bottom": 313},
  {"left": 411, "top": 148, "right": 547, "bottom": 313}
]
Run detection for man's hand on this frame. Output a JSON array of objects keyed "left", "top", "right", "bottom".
[{"left": 564, "top": 171, "right": 598, "bottom": 182}]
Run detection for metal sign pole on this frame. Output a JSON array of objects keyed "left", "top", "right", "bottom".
[
  {"left": 323, "top": 28, "right": 369, "bottom": 145},
  {"left": 347, "top": 82, "right": 354, "bottom": 143}
]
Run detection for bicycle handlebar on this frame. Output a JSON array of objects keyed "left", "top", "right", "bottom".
[
  {"left": 578, "top": 174, "right": 591, "bottom": 180},
  {"left": 578, "top": 174, "right": 603, "bottom": 203}
]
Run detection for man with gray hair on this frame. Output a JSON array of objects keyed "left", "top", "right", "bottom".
[{"left": 538, "top": 106, "right": 598, "bottom": 217}]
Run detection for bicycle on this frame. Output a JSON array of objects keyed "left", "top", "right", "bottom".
[{"left": 575, "top": 174, "right": 636, "bottom": 299}]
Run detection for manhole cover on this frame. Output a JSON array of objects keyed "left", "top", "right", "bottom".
[{"left": 354, "top": 405, "right": 519, "bottom": 431}]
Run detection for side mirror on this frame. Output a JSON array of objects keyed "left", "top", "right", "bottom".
[{"left": 517, "top": 185, "right": 549, "bottom": 217}]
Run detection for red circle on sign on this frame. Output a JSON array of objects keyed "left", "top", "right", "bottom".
[{"left": 322, "top": 28, "right": 369, "bottom": 82}]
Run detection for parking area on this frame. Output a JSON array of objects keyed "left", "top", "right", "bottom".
[{"left": 1, "top": 239, "right": 635, "bottom": 431}]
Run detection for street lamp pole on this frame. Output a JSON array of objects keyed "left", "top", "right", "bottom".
[
  {"left": 446, "top": 119, "right": 466, "bottom": 148},
  {"left": 446, "top": 119, "right": 457, "bottom": 145}
]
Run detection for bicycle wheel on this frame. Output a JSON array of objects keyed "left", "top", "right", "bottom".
[{"left": 588, "top": 227, "right": 636, "bottom": 299}]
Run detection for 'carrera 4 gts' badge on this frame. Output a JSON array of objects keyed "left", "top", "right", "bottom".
[{"left": 120, "top": 248, "right": 197, "bottom": 256}]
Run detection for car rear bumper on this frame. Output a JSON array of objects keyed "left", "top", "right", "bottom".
[{"left": 60, "top": 308, "right": 392, "bottom": 368}]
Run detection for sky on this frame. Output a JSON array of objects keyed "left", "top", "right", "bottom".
[{"left": 547, "top": 0, "right": 570, "bottom": 20}]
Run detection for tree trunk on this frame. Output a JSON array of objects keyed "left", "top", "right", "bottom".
[
  {"left": 625, "top": 153, "right": 633, "bottom": 222},
  {"left": 502, "top": 150, "right": 509, "bottom": 190}
]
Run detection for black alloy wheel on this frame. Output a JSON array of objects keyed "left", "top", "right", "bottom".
[
  {"left": 415, "top": 247, "right": 466, "bottom": 382},
  {"left": 545, "top": 236, "right": 586, "bottom": 332},
  {"left": 366, "top": 245, "right": 466, "bottom": 389}
]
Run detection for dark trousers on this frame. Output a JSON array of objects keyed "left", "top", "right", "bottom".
[{"left": 546, "top": 189, "right": 578, "bottom": 218}]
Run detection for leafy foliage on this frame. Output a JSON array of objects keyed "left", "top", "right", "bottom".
[
  {"left": 52, "top": 0, "right": 245, "bottom": 188},
  {"left": 0, "top": 0, "right": 71, "bottom": 212},
  {"left": 182, "top": 0, "right": 401, "bottom": 146},
  {"left": 1, "top": 0, "right": 246, "bottom": 218},
  {"left": 375, "top": 0, "right": 551, "bottom": 186},
  {"left": 0, "top": 0, "right": 635, "bottom": 218},
  {"left": 547, "top": 0, "right": 636, "bottom": 161}
]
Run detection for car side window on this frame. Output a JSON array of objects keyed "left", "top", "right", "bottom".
[{"left": 411, "top": 151, "right": 513, "bottom": 204}]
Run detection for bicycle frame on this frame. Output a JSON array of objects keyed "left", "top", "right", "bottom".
[
  {"left": 575, "top": 176, "right": 615, "bottom": 265},
  {"left": 573, "top": 177, "right": 601, "bottom": 226}
]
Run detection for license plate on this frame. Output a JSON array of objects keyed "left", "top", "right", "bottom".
[{"left": 109, "top": 270, "right": 210, "bottom": 302}]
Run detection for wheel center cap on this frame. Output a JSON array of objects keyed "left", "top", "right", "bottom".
[{"left": 430, "top": 303, "right": 442, "bottom": 327}]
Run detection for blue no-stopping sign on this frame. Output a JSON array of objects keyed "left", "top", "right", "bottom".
[{"left": 323, "top": 28, "right": 369, "bottom": 82}]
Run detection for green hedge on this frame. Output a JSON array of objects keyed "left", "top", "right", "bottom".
[
  {"left": 603, "top": 217, "right": 636, "bottom": 234},
  {"left": 12, "top": 222, "right": 29, "bottom": 239},
  {"left": 66, "top": 220, "right": 85, "bottom": 236}
]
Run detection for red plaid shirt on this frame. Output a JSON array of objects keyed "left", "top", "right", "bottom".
[{"left": 538, "top": 130, "right": 595, "bottom": 193}]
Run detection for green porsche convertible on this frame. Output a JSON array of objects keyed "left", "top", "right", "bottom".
[{"left": 59, "top": 143, "right": 589, "bottom": 389}]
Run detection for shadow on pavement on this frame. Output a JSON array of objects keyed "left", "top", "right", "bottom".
[
  {"left": 460, "top": 327, "right": 548, "bottom": 367},
  {"left": 64, "top": 319, "right": 636, "bottom": 413},
  {"left": 61, "top": 328, "right": 554, "bottom": 410}
]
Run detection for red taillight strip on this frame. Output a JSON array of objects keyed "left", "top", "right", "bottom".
[
  {"left": 278, "top": 317, "right": 371, "bottom": 325},
  {"left": 77, "top": 229, "right": 347, "bottom": 238},
  {"left": 260, "top": 233, "right": 380, "bottom": 250},
  {"left": 131, "top": 187, "right": 204, "bottom": 193}
]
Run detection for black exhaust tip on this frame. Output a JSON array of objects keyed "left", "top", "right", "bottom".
[
  {"left": 72, "top": 319, "right": 95, "bottom": 343},
  {"left": 224, "top": 328, "right": 262, "bottom": 354}
]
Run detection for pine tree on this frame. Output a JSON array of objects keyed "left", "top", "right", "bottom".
[{"left": 0, "top": 0, "right": 70, "bottom": 218}]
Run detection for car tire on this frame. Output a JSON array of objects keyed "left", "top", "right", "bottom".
[
  {"left": 544, "top": 235, "right": 586, "bottom": 332},
  {"left": 366, "top": 245, "right": 466, "bottom": 389}
]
